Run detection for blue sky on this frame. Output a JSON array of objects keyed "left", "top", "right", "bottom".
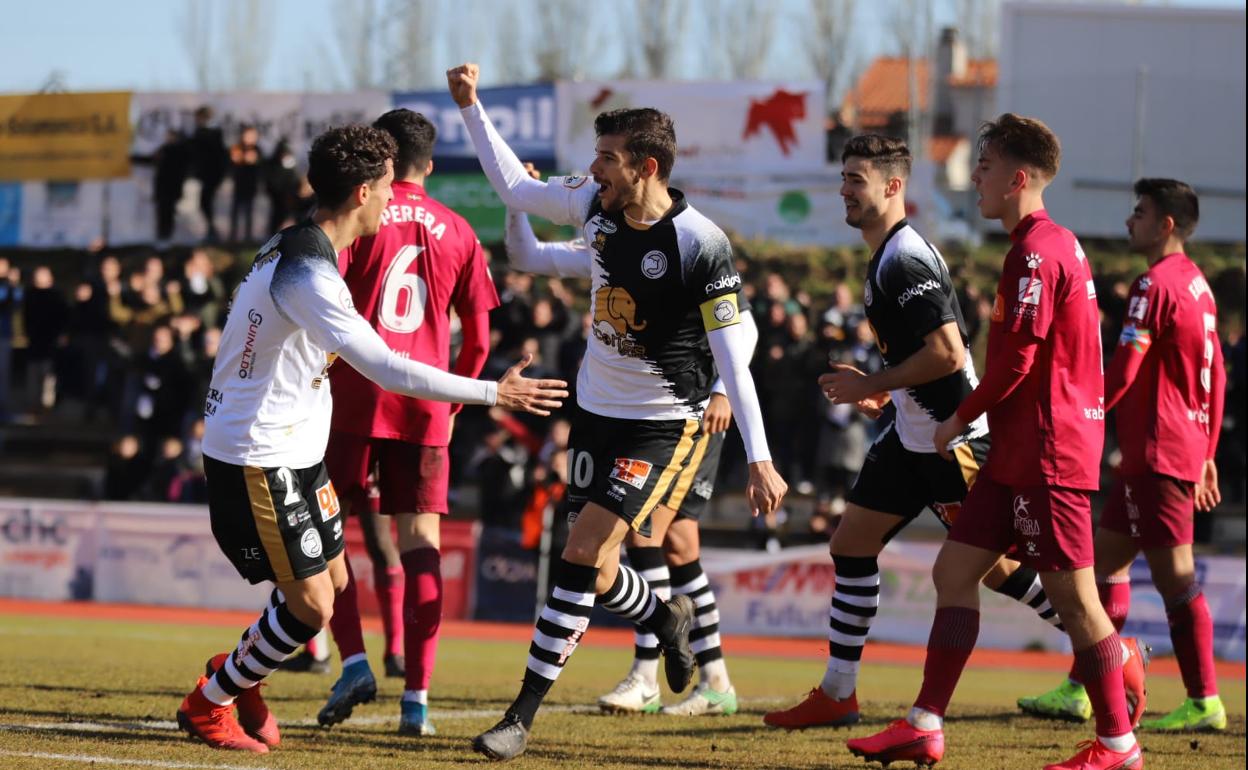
[{"left": 0, "top": 0, "right": 1242, "bottom": 95}]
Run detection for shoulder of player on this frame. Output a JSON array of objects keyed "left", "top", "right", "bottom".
[
  {"left": 1012, "top": 220, "right": 1083, "bottom": 272},
  {"left": 672, "top": 205, "right": 731, "bottom": 258},
  {"left": 879, "top": 227, "right": 944, "bottom": 281}
]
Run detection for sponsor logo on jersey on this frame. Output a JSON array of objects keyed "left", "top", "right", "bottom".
[
  {"left": 1127, "top": 295, "right": 1148, "bottom": 321},
  {"left": 557, "top": 617, "right": 590, "bottom": 664},
  {"left": 932, "top": 501, "right": 961, "bottom": 528},
  {"left": 594, "top": 286, "right": 648, "bottom": 335},
  {"left": 1083, "top": 397, "right": 1105, "bottom": 421},
  {"left": 591, "top": 215, "right": 617, "bottom": 234},
  {"left": 1086, "top": 279, "right": 1097, "bottom": 300},
  {"left": 238, "top": 309, "right": 263, "bottom": 379},
  {"left": 1025, "top": 253, "right": 1043, "bottom": 269},
  {"left": 641, "top": 250, "right": 667, "bottom": 279},
  {"left": 1017, "top": 277, "right": 1043, "bottom": 306},
  {"left": 610, "top": 458, "right": 654, "bottom": 490},
  {"left": 692, "top": 478, "right": 714, "bottom": 499},
  {"left": 300, "top": 529, "right": 323, "bottom": 558},
  {"left": 316, "top": 481, "right": 340, "bottom": 522},
  {"left": 705, "top": 274, "right": 742, "bottom": 294},
  {"left": 563, "top": 175, "right": 589, "bottom": 190},
  {"left": 1119, "top": 324, "right": 1151, "bottom": 353},
  {"left": 1013, "top": 495, "right": 1041, "bottom": 537},
  {"left": 714, "top": 298, "right": 737, "bottom": 323},
  {"left": 1137, "top": 277, "right": 1151, "bottom": 291},
  {"left": 897, "top": 279, "right": 940, "bottom": 307},
  {"left": 606, "top": 483, "right": 627, "bottom": 501}
]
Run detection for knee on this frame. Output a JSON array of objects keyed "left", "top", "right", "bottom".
[
  {"left": 294, "top": 594, "right": 335, "bottom": 630},
  {"left": 561, "top": 541, "right": 598, "bottom": 566},
  {"left": 932, "top": 560, "right": 978, "bottom": 599}
]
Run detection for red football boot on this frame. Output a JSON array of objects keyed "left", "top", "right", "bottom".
[
  {"left": 1043, "top": 739, "right": 1143, "bottom": 770},
  {"left": 846, "top": 719, "right": 944, "bottom": 767},
  {"left": 207, "top": 653, "right": 280, "bottom": 747},
  {"left": 763, "top": 688, "right": 861, "bottom": 729},
  {"left": 176, "top": 675, "right": 269, "bottom": 753},
  {"left": 1120, "top": 638, "right": 1149, "bottom": 730}
]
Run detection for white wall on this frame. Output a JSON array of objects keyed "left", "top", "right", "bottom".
[{"left": 999, "top": 2, "right": 1246, "bottom": 242}]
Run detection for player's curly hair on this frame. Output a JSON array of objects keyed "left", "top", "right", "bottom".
[
  {"left": 1135, "top": 178, "right": 1199, "bottom": 241},
  {"left": 307, "top": 124, "right": 397, "bottom": 210},
  {"left": 978, "top": 113, "right": 1061, "bottom": 180},
  {"left": 841, "top": 134, "right": 912, "bottom": 179},
  {"left": 374, "top": 109, "right": 437, "bottom": 178},
  {"left": 595, "top": 108, "right": 677, "bottom": 181}
]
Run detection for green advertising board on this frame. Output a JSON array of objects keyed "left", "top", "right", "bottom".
[{"left": 424, "top": 173, "right": 573, "bottom": 244}]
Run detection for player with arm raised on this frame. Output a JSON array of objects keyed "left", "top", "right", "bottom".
[
  {"left": 763, "top": 134, "right": 1070, "bottom": 732},
  {"left": 449, "top": 62, "right": 786, "bottom": 761},
  {"left": 1019, "top": 179, "right": 1227, "bottom": 732},
  {"left": 175, "top": 124, "right": 566, "bottom": 754},
  {"left": 316, "top": 109, "right": 502, "bottom": 737},
  {"left": 506, "top": 195, "right": 755, "bottom": 717}
]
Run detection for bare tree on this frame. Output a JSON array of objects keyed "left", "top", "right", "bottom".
[
  {"left": 330, "top": 0, "right": 384, "bottom": 89},
  {"left": 629, "top": 0, "right": 689, "bottom": 78},
  {"left": 804, "top": 0, "right": 858, "bottom": 107},
  {"left": 715, "top": 0, "right": 775, "bottom": 78},
  {"left": 533, "top": 0, "right": 597, "bottom": 80},
  {"left": 222, "top": 0, "right": 274, "bottom": 90},
  {"left": 176, "top": 0, "right": 216, "bottom": 91},
  {"left": 492, "top": 2, "right": 531, "bottom": 84},
  {"left": 388, "top": 0, "right": 440, "bottom": 89}
]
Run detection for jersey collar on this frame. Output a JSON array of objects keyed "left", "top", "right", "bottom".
[
  {"left": 392, "top": 180, "right": 426, "bottom": 200},
  {"left": 872, "top": 218, "right": 910, "bottom": 262},
  {"left": 1010, "top": 209, "right": 1051, "bottom": 242}
]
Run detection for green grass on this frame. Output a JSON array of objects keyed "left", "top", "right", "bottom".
[{"left": 0, "top": 614, "right": 1243, "bottom": 769}]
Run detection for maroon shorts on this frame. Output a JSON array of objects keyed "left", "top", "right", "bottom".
[
  {"left": 1099, "top": 472, "right": 1194, "bottom": 549},
  {"left": 947, "top": 474, "right": 1094, "bottom": 571},
  {"left": 323, "top": 432, "right": 449, "bottom": 515}
]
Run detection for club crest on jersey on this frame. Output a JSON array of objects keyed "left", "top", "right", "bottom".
[
  {"left": 713, "top": 298, "right": 736, "bottom": 323},
  {"left": 300, "top": 529, "right": 323, "bottom": 558},
  {"left": 610, "top": 458, "right": 653, "bottom": 490},
  {"left": 1025, "top": 253, "right": 1043, "bottom": 269},
  {"left": 864, "top": 280, "right": 873, "bottom": 306},
  {"left": 1137, "top": 277, "right": 1151, "bottom": 291},
  {"left": 641, "top": 250, "right": 667, "bottom": 279},
  {"left": 563, "top": 175, "right": 589, "bottom": 189}
]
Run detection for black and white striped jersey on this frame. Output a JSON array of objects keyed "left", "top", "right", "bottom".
[{"left": 863, "top": 220, "right": 988, "bottom": 452}]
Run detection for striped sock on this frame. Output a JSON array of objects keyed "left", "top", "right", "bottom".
[
  {"left": 202, "top": 595, "right": 319, "bottom": 706},
  {"left": 627, "top": 547, "right": 669, "bottom": 685},
  {"left": 510, "top": 559, "right": 597, "bottom": 729},
  {"left": 670, "top": 559, "right": 729, "bottom": 690},
  {"left": 992, "top": 565, "right": 1065, "bottom": 631},
  {"left": 822, "top": 555, "right": 880, "bottom": 700},
  {"left": 601, "top": 563, "right": 676, "bottom": 640}
]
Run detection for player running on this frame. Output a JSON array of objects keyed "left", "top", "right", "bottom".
[
  {"left": 846, "top": 114, "right": 1144, "bottom": 770},
  {"left": 763, "top": 134, "right": 1067, "bottom": 731},
  {"left": 1018, "top": 178, "right": 1226, "bottom": 732},
  {"left": 448, "top": 62, "right": 786, "bottom": 762},
  {"left": 504, "top": 202, "right": 756, "bottom": 716},
  {"left": 316, "top": 109, "right": 502, "bottom": 736},
  {"left": 175, "top": 124, "right": 567, "bottom": 754}
]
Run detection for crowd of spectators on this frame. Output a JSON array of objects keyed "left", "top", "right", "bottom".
[{"left": 0, "top": 243, "right": 1244, "bottom": 548}]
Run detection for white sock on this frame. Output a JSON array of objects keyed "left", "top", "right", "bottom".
[
  {"left": 907, "top": 706, "right": 943, "bottom": 731},
  {"left": 630, "top": 658, "right": 660, "bottom": 687},
  {"left": 402, "top": 689, "right": 428, "bottom": 705},
  {"left": 820, "top": 659, "right": 859, "bottom": 700},
  {"left": 341, "top": 652, "right": 368, "bottom": 669},
  {"left": 1098, "top": 732, "right": 1135, "bottom": 752},
  {"left": 699, "top": 658, "right": 730, "bottom": 691}
]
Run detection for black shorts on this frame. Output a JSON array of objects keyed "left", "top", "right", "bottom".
[
  {"left": 847, "top": 421, "right": 991, "bottom": 538},
  {"left": 205, "top": 456, "right": 346, "bottom": 585},
  {"left": 664, "top": 430, "right": 725, "bottom": 521},
  {"left": 563, "top": 405, "right": 702, "bottom": 537}
]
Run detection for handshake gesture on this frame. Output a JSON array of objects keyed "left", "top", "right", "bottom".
[{"left": 447, "top": 63, "right": 480, "bottom": 109}]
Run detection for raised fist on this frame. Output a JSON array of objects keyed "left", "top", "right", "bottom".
[{"left": 446, "top": 63, "right": 480, "bottom": 108}]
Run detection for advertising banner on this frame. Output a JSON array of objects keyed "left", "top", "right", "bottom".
[
  {"left": 1123, "top": 554, "right": 1245, "bottom": 661},
  {"left": 0, "top": 92, "right": 131, "bottom": 181},
  {"left": 473, "top": 527, "right": 539, "bottom": 623},
  {"left": 0, "top": 183, "right": 20, "bottom": 245},
  {"left": 393, "top": 85, "right": 556, "bottom": 164},
  {"left": 17, "top": 181, "right": 107, "bottom": 248},
  {"left": 556, "top": 80, "right": 826, "bottom": 175},
  {"left": 0, "top": 499, "right": 96, "bottom": 601},
  {"left": 675, "top": 172, "right": 859, "bottom": 247}
]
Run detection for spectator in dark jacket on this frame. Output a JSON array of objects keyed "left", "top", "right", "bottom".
[
  {"left": 153, "top": 129, "right": 191, "bottom": 244},
  {"left": 0, "top": 257, "right": 21, "bottom": 422},
  {"left": 189, "top": 106, "right": 228, "bottom": 243},
  {"left": 22, "top": 266, "right": 67, "bottom": 414}
]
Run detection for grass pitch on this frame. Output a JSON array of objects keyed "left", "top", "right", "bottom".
[{"left": 0, "top": 612, "right": 1243, "bottom": 770}]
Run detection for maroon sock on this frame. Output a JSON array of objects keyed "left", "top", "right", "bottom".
[
  {"left": 913, "top": 607, "right": 979, "bottom": 717},
  {"left": 374, "top": 563, "right": 405, "bottom": 657},
  {"left": 1069, "top": 579, "right": 1131, "bottom": 684},
  {"left": 1076, "top": 633, "right": 1132, "bottom": 738},
  {"left": 1167, "top": 587, "right": 1218, "bottom": 699},
  {"left": 329, "top": 553, "right": 368, "bottom": 660},
  {"left": 401, "top": 547, "right": 442, "bottom": 692}
]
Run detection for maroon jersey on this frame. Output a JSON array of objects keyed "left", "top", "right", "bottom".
[
  {"left": 330, "top": 181, "right": 500, "bottom": 444},
  {"left": 983, "top": 210, "right": 1104, "bottom": 490},
  {"left": 1113, "top": 253, "right": 1220, "bottom": 481}
]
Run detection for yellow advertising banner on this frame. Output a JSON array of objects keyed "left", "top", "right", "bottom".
[{"left": 0, "top": 92, "right": 132, "bottom": 180}]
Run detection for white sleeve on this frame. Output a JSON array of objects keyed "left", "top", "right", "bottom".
[
  {"left": 711, "top": 309, "right": 757, "bottom": 396},
  {"left": 337, "top": 327, "right": 498, "bottom": 405},
  {"left": 461, "top": 101, "right": 596, "bottom": 226},
  {"left": 707, "top": 321, "right": 771, "bottom": 463},
  {"left": 504, "top": 210, "right": 593, "bottom": 279}
]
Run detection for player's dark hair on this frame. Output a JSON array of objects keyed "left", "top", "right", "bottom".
[
  {"left": 1134, "top": 178, "right": 1199, "bottom": 241},
  {"left": 306, "top": 124, "right": 397, "bottom": 210},
  {"left": 594, "top": 108, "right": 677, "bottom": 181},
  {"left": 978, "top": 113, "right": 1061, "bottom": 179},
  {"left": 841, "top": 134, "right": 912, "bottom": 179},
  {"left": 374, "top": 108, "right": 437, "bottom": 178}
]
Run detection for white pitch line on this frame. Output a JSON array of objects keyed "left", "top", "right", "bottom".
[{"left": 0, "top": 749, "right": 272, "bottom": 770}]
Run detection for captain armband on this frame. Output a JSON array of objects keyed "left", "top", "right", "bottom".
[{"left": 700, "top": 293, "right": 742, "bottom": 332}]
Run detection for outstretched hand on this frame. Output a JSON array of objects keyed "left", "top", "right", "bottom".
[
  {"left": 446, "top": 63, "right": 480, "bottom": 108},
  {"left": 495, "top": 353, "right": 568, "bottom": 416}
]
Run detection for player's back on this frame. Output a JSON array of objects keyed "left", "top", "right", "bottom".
[
  {"left": 330, "top": 180, "right": 498, "bottom": 444},
  {"left": 1117, "top": 253, "right": 1219, "bottom": 480}
]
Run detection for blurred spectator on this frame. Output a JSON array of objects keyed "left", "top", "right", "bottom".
[
  {"left": 123, "top": 324, "right": 191, "bottom": 444},
  {"left": 819, "top": 282, "right": 866, "bottom": 351},
  {"left": 22, "top": 266, "right": 67, "bottom": 414},
  {"left": 264, "top": 138, "right": 301, "bottom": 233},
  {"left": 0, "top": 257, "right": 21, "bottom": 422},
  {"left": 104, "top": 434, "right": 147, "bottom": 501},
  {"left": 180, "top": 248, "right": 225, "bottom": 327},
  {"left": 758, "top": 310, "right": 824, "bottom": 493},
  {"left": 61, "top": 281, "right": 111, "bottom": 415},
  {"left": 229, "top": 124, "right": 262, "bottom": 243},
  {"left": 153, "top": 128, "right": 191, "bottom": 245},
  {"left": 189, "top": 106, "right": 228, "bottom": 243}
]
